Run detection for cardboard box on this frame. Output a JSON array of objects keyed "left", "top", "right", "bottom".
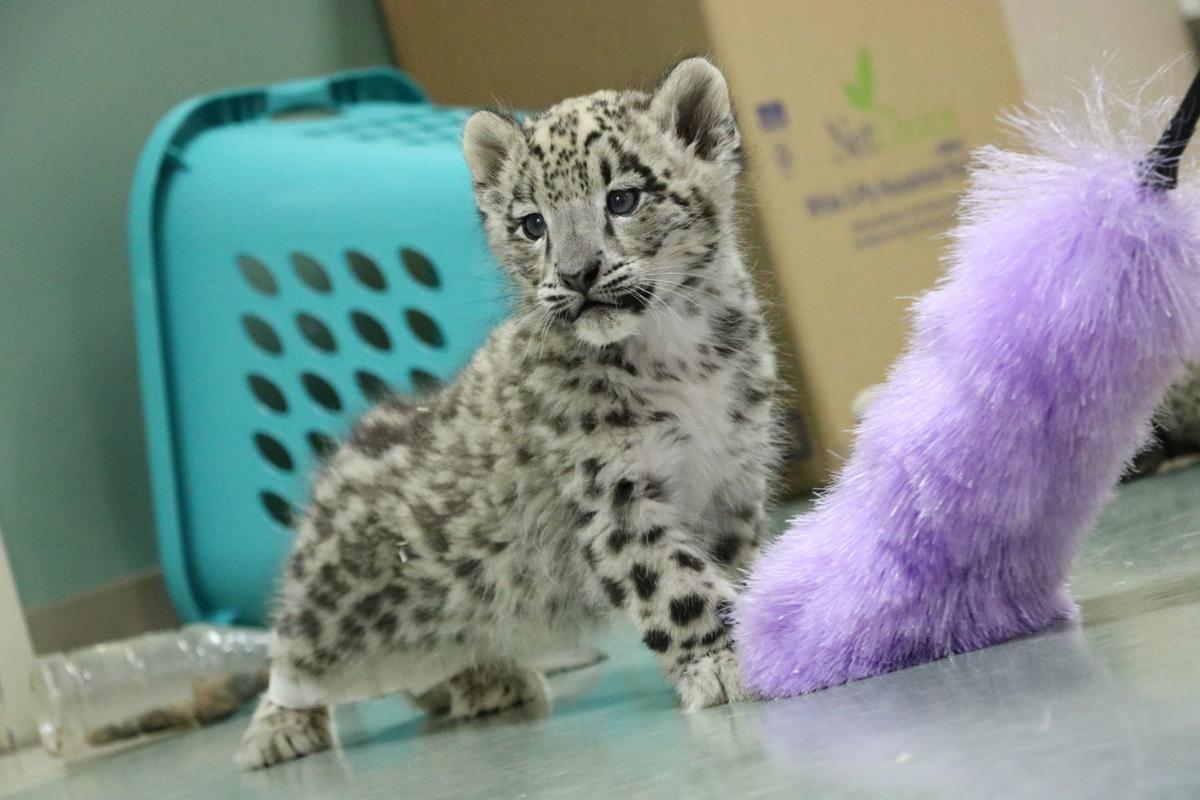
[{"left": 379, "top": 0, "right": 1187, "bottom": 490}]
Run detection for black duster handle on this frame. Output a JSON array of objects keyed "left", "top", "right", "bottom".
[{"left": 1141, "top": 65, "right": 1200, "bottom": 191}]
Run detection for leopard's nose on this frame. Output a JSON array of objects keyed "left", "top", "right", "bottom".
[{"left": 560, "top": 259, "right": 601, "bottom": 295}]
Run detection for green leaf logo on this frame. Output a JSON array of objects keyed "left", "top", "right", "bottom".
[{"left": 843, "top": 48, "right": 875, "bottom": 111}]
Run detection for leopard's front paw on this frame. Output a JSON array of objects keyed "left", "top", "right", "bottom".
[
  {"left": 236, "top": 697, "right": 333, "bottom": 770},
  {"left": 673, "top": 647, "right": 754, "bottom": 711}
]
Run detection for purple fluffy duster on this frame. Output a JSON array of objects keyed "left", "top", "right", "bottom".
[{"left": 736, "top": 77, "right": 1200, "bottom": 698}]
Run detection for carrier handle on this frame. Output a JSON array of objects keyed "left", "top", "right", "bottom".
[{"left": 264, "top": 68, "right": 427, "bottom": 117}]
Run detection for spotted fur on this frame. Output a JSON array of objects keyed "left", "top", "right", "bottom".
[{"left": 238, "top": 58, "right": 780, "bottom": 769}]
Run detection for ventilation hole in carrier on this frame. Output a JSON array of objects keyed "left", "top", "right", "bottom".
[
  {"left": 301, "top": 372, "right": 342, "bottom": 412},
  {"left": 308, "top": 431, "right": 338, "bottom": 461},
  {"left": 346, "top": 250, "right": 387, "bottom": 291},
  {"left": 350, "top": 311, "right": 392, "bottom": 351},
  {"left": 399, "top": 247, "right": 440, "bottom": 288},
  {"left": 241, "top": 314, "right": 283, "bottom": 355},
  {"left": 237, "top": 255, "right": 278, "bottom": 295},
  {"left": 296, "top": 313, "right": 336, "bottom": 352},
  {"left": 260, "top": 491, "right": 295, "bottom": 527},
  {"left": 355, "top": 370, "right": 392, "bottom": 402},
  {"left": 247, "top": 374, "right": 288, "bottom": 413},
  {"left": 253, "top": 432, "right": 294, "bottom": 472},
  {"left": 405, "top": 308, "right": 445, "bottom": 348},
  {"left": 290, "top": 252, "right": 332, "bottom": 293},
  {"left": 410, "top": 368, "right": 442, "bottom": 394}
]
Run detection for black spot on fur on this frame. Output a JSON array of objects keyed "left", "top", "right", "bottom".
[
  {"left": 291, "top": 656, "right": 323, "bottom": 676},
  {"left": 423, "top": 525, "right": 450, "bottom": 554},
  {"left": 605, "top": 408, "right": 637, "bottom": 427},
  {"left": 669, "top": 594, "right": 706, "bottom": 626},
  {"left": 311, "top": 590, "right": 338, "bottom": 612},
  {"left": 643, "top": 629, "right": 671, "bottom": 653},
  {"left": 673, "top": 550, "right": 705, "bottom": 571},
  {"left": 714, "top": 598, "right": 733, "bottom": 621},
  {"left": 741, "top": 384, "right": 771, "bottom": 406},
  {"left": 580, "top": 410, "right": 598, "bottom": 433},
  {"left": 352, "top": 592, "right": 383, "bottom": 619},
  {"left": 734, "top": 505, "right": 758, "bottom": 523},
  {"left": 475, "top": 581, "right": 498, "bottom": 604},
  {"left": 338, "top": 615, "right": 365, "bottom": 642},
  {"left": 276, "top": 612, "right": 297, "bottom": 637},
  {"left": 350, "top": 420, "right": 407, "bottom": 457},
  {"left": 608, "top": 528, "right": 634, "bottom": 554},
  {"left": 613, "top": 479, "right": 635, "bottom": 507},
  {"left": 616, "top": 147, "right": 667, "bottom": 193},
  {"left": 601, "top": 577, "right": 627, "bottom": 608},
  {"left": 373, "top": 611, "right": 398, "bottom": 637},
  {"left": 383, "top": 584, "right": 408, "bottom": 605},
  {"left": 596, "top": 345, "right": 625, "bottom": 367},
  {"left": 640, "top": 525, "right": 666, "bottom": 545},
  {"left": 314, "top": 513, "right": 336, "bottom": 541},
  {"left": 417, "top": 577, "right": 449, "bottom": 602},
  {"left": 339, "top": 537, "right": 382, "bottom": 580},
  {"left": 630, "top": 563, "right": 659, "bottom": 600},
  {"left": 297, "top": 609, "right": 322, "bottom": 641},
  {"left": 643, "top": 478, "right": 667, "bottom": 501},
  {"left": 454, "top": 559, "right": 483, "bottom": 581},
  {"left": 710, "top": 306, "right": 746, "bottom": 358},
  {"left": 318, "top": 563, "right": 349, "bottom": 595},
  {"left": 712, "top": 534, "right": 740, "bottom": 565},
  {"left": 699, "top": 626, "right": 728, "bottom": 648},
  {"left": 412, "top": 606, "right": 440, "bottom": 625}
]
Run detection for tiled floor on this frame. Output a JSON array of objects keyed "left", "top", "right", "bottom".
[{"left": 4, "top": 466, "right": 1199, "bottom": 799}]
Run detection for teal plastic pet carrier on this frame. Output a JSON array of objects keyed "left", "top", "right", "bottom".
[{"left": 129, "top": 68, "right": 507, "bottom": 626}]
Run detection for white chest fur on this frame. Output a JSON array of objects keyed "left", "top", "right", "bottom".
[
  {"left": 626, "top": 310, "right": 754, "bottom": 516},
  {"left": 641, "top": 374, "right": 741, "bottom": 512}
]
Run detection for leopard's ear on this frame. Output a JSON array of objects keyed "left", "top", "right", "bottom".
[
  {"left": 463, "top": 110, "right": 523, "bottom": 187},
  {"left": 650, "top": 58, "right": 740, "bottom": 162}
]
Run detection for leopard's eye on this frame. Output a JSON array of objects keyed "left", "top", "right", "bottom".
[
  {"left": 521, "top": 213, "right": 547, "bottom": 240},
  {"left": 606, "top": 189, "right": 640, "bottom": 216}
]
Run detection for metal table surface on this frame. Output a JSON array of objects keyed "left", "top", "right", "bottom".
[{"left": 4, "top": 465, "right": 1198, "bottom": 799}]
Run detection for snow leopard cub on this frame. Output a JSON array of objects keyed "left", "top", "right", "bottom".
[{"left": 238, "top": 58, "right": 780, "bottom": 769}]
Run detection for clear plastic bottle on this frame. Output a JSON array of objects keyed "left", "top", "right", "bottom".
[{"left": 31, "top": 625, "right": 269, "bottom": 758}]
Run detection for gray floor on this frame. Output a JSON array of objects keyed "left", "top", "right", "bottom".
[{"left": 4, "top": 466, "right": 1199, "bottom": 799}]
